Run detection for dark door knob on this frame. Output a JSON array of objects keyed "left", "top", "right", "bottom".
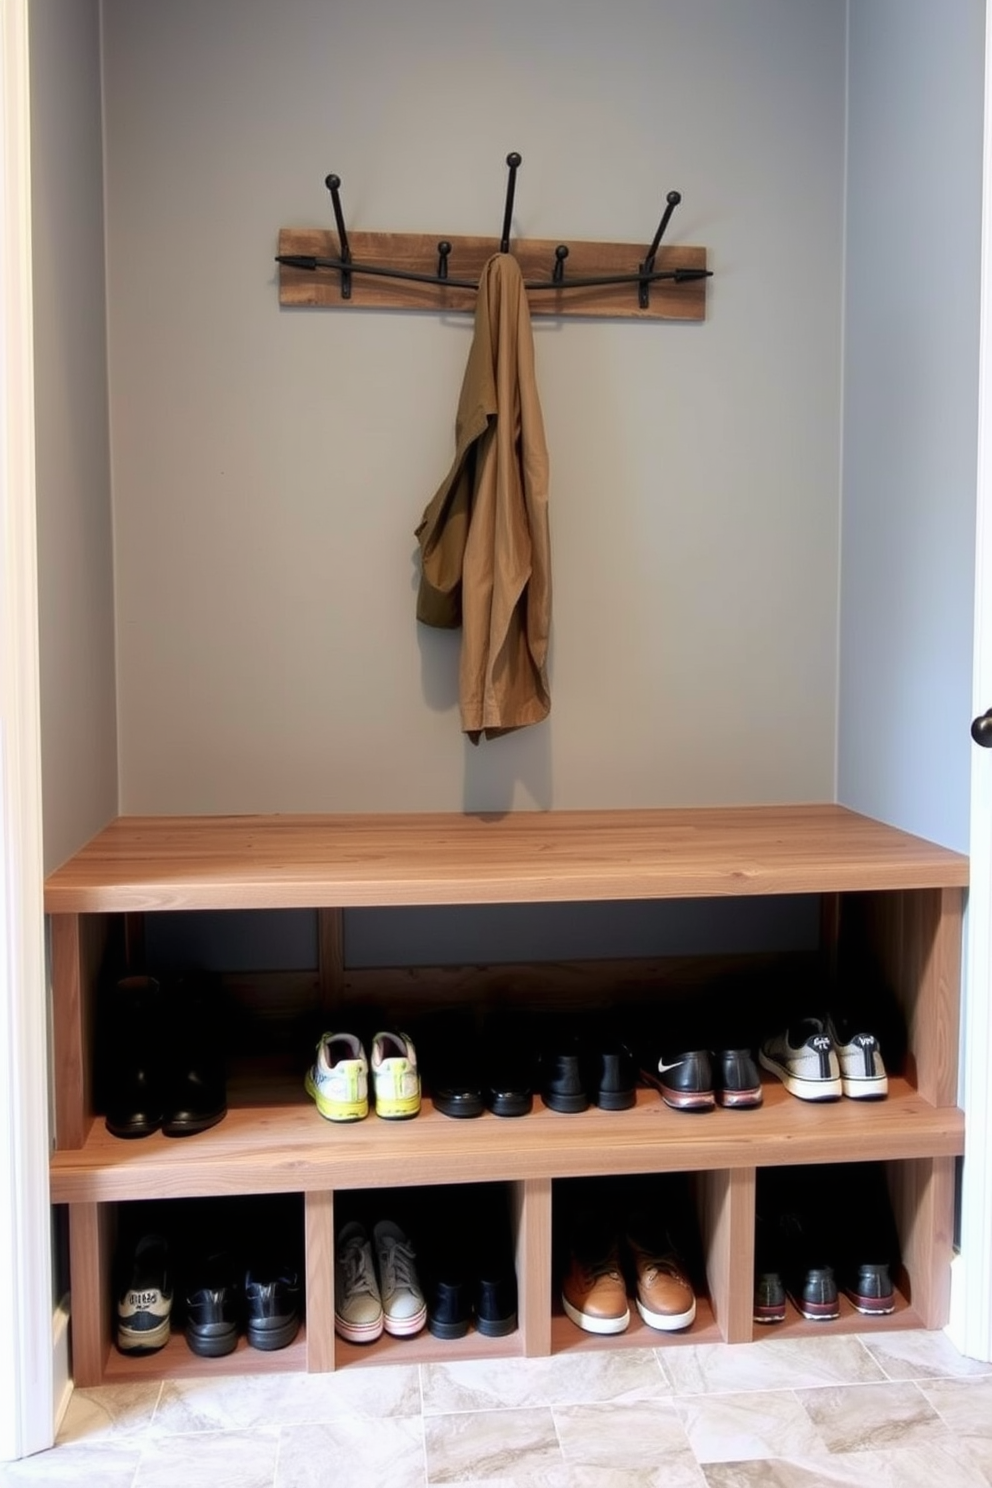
[{"left": 972, "top": 709, "right": 992, "bottom": 746}]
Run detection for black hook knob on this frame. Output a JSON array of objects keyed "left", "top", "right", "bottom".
[
  {"left": 972, "top": 709, "right": 992, "bottom": 747},
  {"left": 325, "top": 174, "right": 341, "bottom": 193},
  {"left": 506, "top": 152, "right": 522, "bottom": 169}
]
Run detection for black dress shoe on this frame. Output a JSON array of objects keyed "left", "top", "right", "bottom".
[
  {"left": 185, "top": 1251, "right": 242, "bottom": 1357},
  {"left": 591, "top": 1038, "right": 637, "bottom": 1111},
  {"left": 104, "top": 976, "right": 165, "bottom": 1139},
  {"left": 484, "top": 1021, "right": 533, "bottom": 1117},
  {"left": 541, "top": 1032, "right": 589, "bottom": 1113},
  {"left": 162, "top": 974, "right": 227, "bottom": 1137},
  {"left": 419, "top": 1010, "right": 485, "bottom": 1119}
]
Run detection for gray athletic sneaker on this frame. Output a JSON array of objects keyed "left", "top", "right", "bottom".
[
  {"left": 825, "top": 1012, "right": 889, "bottom": 1099},
  {"left": 759, "top": 1017, "right": 842, "bottom": 1101},
  {"left": 373, "top": 1220, "right": 426, "bottom": 1336},
  {"left": 334, "top": 1221, "right": 384, "bottom": 1344}
]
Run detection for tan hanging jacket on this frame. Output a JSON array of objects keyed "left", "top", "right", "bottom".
[{"left": 415, "top": 252, "right": 551, "bottom": 742}]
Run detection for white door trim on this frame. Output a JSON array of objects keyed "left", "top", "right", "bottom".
[
  {"left": 0, "top": 0, "right": 55, "bottom": 1460},
  {"left": 948, "top": 0, "right": 992, "bottom": 1366}
]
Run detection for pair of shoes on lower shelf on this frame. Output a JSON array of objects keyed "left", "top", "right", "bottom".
[
  {"left": 305, "top": 1029, "right": 421, "bottom": 1121},
  {"left": 185, "top": 1252, "right": 303, "bottom": 1356},
  {"left": 639, "top": 1046, "right": 764, "bottom": 1111},
  {"left": 422, "top": 1187, "right": 518, "bottom": 1339},
  {"left": 561, "top": 1208, "right": 696, "bottom": 1335},
  {"left": 114, "top": 1233, "right": 303, "bottom": 1356},
  {"left": 759, "top": 1011, "right": 889, "bottom": 1102},
  {"left": 753, "top": 1163, "right": 900, "bottom": 1323},
  {"left": 102, "top": 973, "right": 227, "bottom": 1139},
  {"left": 335, "top": 1219, "right": 426, "bottom": 1343}
]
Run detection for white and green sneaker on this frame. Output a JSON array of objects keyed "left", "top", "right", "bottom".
[
  {"left": 305, "top": 1032, "right": 369, "bottom": 1121},
  {"left": 370, "top": 1030, "right": 421, "bottom": 1119}
]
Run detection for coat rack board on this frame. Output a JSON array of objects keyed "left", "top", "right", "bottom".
[{"left": 276, "top": 154, "right": 711, "bottom": 322}]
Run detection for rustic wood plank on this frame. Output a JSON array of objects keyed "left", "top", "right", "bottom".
[
  {"left": 43, "top": 806, "right": 968, "bottom": 914},
  {"left": 277, "top": 229, "right": 708, "bottom": 320}
]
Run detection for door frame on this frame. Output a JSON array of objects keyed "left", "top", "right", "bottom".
[
  {"left": 0, "top": 0, "right": 55, "bottom": 1460},
  {"left": 948, "top": 0, "right": 992, "bottom": 1366}
]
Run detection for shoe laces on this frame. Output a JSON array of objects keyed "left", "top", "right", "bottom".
[
  {"left": 340, "top": 1239, "right": 378, "bottom": 1300},
  {"left": 379, "top": 1237, "right": 418, "bottom": 1293}
]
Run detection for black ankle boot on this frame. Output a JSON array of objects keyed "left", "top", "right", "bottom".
[
  {"left": 162, "top": 973, "right": 227, "bottom": 1137},
  {"left": 104, "top": 976, "right": 165, "bottom": 1139}
]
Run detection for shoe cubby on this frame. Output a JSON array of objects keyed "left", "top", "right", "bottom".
[
  {"left": 551, "top": 1173, "right": 722, "bottom": 1353},
  {"left": 96, "top": 1194, "right": 307, "bottom": 1382},
  {"left": 328, "top": 1181, "right": 527, "bottom": 1369},
  {"left": 46, "top": 806, "right": 967, "bottom": 1384}
]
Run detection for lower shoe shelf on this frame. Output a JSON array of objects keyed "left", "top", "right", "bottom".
[{"left": 66, "top": 1146, "right": 959, "bottom": 1385}]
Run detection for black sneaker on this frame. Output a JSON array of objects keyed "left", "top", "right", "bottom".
[
  {"left": 640, "top": 1048, "right": 714, "bottom": 1111},
  {"left": 753, "top": 1193, "right": 787, "bottom": 1324},
  {"left": 244, "top": 1259, "right": 302, "bottom": 1350},
  {"left": 829, "top": 1161, "right": 900, "bottom": 1314},
  {"left": 116, "top": 1233, "right": 173, "bottom": 1354},
  {"left": 757, "top": 1167, "right": 841, "bottom": 1321},
  {"left": 184, "top": 1251, "right": 242, "bottom": 1357}
]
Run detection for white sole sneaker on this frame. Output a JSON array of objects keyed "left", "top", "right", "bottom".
[
  {"left": 561, "top": 1293, "right": 630, "bottom": 1334},
  {"left": 758, "top": 1049, "right": 842, "bottom": 1101},
  {"left": 635, "top": 1295, "right": 696, "bottom": 1331}
]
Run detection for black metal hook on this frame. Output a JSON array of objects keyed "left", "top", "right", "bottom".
[
  {"left": 500, "top": 152, "right": 522, "bottom": 254},
  {"left": 553, "top": 245, "right": 569, "bottom": 284},
  {"left": 324, "top": 173, "right": 352, "bottom": 299},
  {"left": 437, "top": 241, "right": 452, "bottom": 280},
  {"left": 639, "top": 189, "right": 682, "bottom": 309}
]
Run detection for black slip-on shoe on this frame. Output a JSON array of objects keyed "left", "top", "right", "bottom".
[
  {"left": 483, "top": 1027, "right": 534, "bottom": 1117},
  {"left": 713, "top": 1048, "right": 763, "bottom": 1109},
  {"left": 421, "top": 1012, "right": 486, "bottom": 1119}
]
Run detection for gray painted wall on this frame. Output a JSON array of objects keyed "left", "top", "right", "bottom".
[
  {"left": 838, "top": 0, "right": 985, "bottom": 852},
  {"left": 100, "top": 0, "right": 846, "bottom": 817},
  {"left": 30, "top": 0, "right": 118, "bottom": 875},
  {"left": 29, "top": 0, "right": 985, "bottom": 881}
]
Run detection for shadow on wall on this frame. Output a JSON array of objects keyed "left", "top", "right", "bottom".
[{"left": 414, "top": 551, "right": 554, "bottom": 811}]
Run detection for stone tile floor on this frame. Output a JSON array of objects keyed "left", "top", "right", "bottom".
[{"left": 3, "top": 1330, "right": 992, "bottom": 1486}]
